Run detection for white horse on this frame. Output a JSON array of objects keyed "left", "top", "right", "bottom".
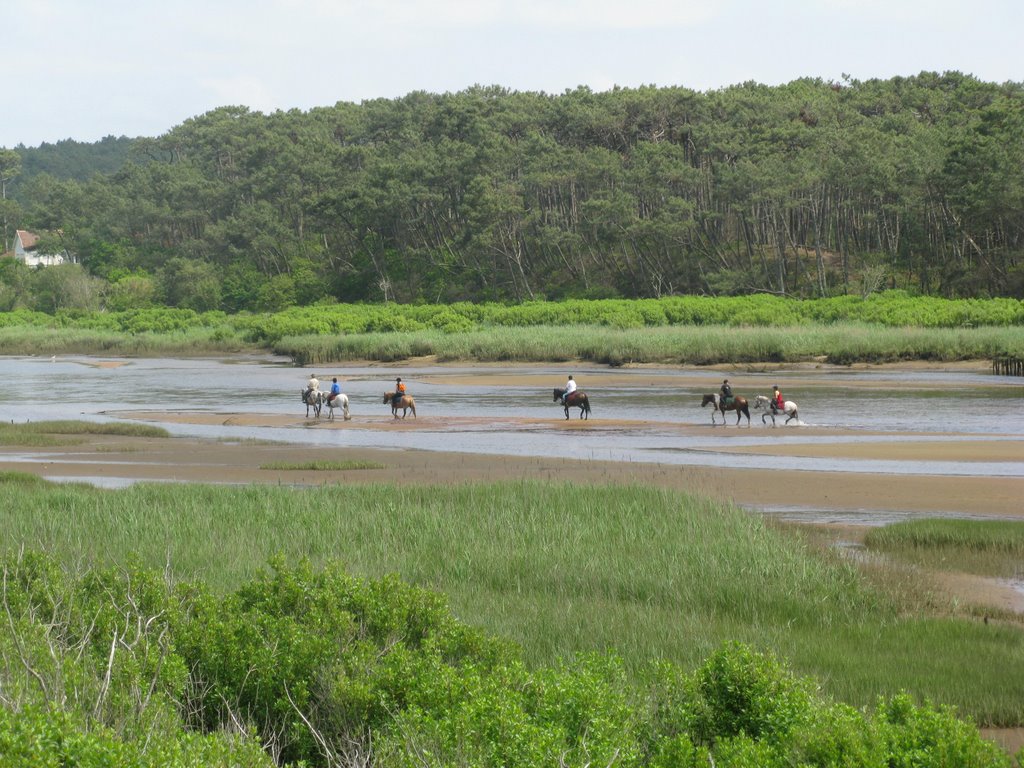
[
  {"left": 302, "top": 388, "right": 323, "bottom": 418},
  {"left": 753, "top": 394, "right": 799, "bottom": 426},
  {"left": 323, "top": 393, "right": 351, "bottom": 421}
]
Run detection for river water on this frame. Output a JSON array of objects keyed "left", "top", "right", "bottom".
[{"left": 2, "top": 355, "right": 1022, "bottom": 488}]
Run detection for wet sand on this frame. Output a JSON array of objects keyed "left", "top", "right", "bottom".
[{"left": 6, "top": 411, "right": 1022, "bottom": 518}]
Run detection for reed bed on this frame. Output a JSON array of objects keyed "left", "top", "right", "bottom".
[
  {"left": 0, "top": 325, "right": 249, "bottom": 357},
  {"left": 0, "top": 476, "right": 1021, "bottom": 724},
  {"left": 865, "top": 519, "right": 1024, "bottom": 579},
  {"left": 275, "top": 323, "right": 1023, "bottom": 366},
  {"left": 258, "top": 459, "right": 386, "bottom": 471},
  {"left": 0, "top": 419, "right": 169, "bottom": 446}
]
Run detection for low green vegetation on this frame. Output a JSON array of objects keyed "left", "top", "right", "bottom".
[
  {"left": 1, "top": 292, "right": 1022, "bottom": 364},
  {"left": 0, "top": 419, "right": 169, "bottom": 446},
  {"left": 259, "top": 459, "right": 387, "bottom": 471},
  {"left": 0, "top": 551, "right": 1014, "bottom": 768},
  {"left": 865, "top": 519, "right": 1024, "bottom": 579},
  {"left": 0, "top": 476, "right": 1021, "bottom": 732}
]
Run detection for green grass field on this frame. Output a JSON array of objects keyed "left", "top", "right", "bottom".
[
  {"left": 865, "top": 519, "right": 1024, "bottom": 579},
  {"left": 1, "top": 475, "right": 1021, "bottom": 727}
]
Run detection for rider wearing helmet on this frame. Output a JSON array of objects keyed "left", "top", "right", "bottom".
[
  {"left": 720, "top": 379, "right": 733, "bottom": 406},
  {"left": 328, "top": 377, "right": 341, "bottom": 404},
  {"left": 395, "top": 377, "right": 406, "bottom": 400}
]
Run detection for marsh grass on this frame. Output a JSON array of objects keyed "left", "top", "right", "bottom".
[
  {"left": 259, "top": 460, "right": 386, "bottom": 471},
  {"left": 0, "top": 421, "right": 167, "bottom": 438},
  {"left": 865, "top": 519, "right": 1024, "bottom": 579},
  {"left": 0, "top": 420, "right": 169, "bottom": 447},
  {"left": 0, "top": 477, "right": 1021, "bottom": 724},
  {"left": 0, "top": 326, "right": 250, "bottom": 357},
  {"left": 275, "top": 323, "right": 1023, "bottom": 366}
]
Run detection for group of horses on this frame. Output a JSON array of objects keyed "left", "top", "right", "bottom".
[
  {"left": 303, "top": 384, "right": 795, "bottom": 426},
  {"left": 700, "top": 392, "right": 799, "bottom": 426},
  {"left": 302, "top": 389, "right": 416, "bottom": 420}
]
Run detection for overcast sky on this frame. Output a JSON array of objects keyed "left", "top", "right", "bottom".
[{"left": 6, "top": 0, "right": 1022, "bottom": 148}]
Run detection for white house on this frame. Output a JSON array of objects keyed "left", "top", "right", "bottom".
[{"left": 12, "top": 230, "right": 67, "bottom": 267}]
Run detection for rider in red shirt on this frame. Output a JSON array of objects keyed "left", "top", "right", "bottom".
[{"left": 772, "top": 385, "right": 784, "bottom": 413}]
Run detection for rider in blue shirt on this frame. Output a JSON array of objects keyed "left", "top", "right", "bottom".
[{"left": 328, "top": 377, "right": 341, "bottom": 403}]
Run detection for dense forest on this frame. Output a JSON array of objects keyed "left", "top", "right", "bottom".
[{"left": 1, "top": 71, "right": 1023, "bottom": 313}]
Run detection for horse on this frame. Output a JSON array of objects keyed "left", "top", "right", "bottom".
[
  {"left": 753, "top": 394, "right": 799, "bottom": 426},
  {"left": 323, "top": 393, "right": 351, "bottom": 421},
  {"left": 383, "top": 392, "right": 416, "bottom": 419},
  {"left": 700, "top": 393, "right": 750, "bottom": 426},
  {"left": 553, "top": 388, "right": 591, "bottom": 420},
  {"left": 301, "top": 388, "right": 323, "bottom": 418}
]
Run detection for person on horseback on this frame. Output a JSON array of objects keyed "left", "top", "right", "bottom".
[
  {"left": 562, "top": 375, "right": 577, "bottom": 404},
  {"left": 328, "top": 377, "right": 341, "bottom": 404},
  {"left": 303, "top": 373, "right": 320, "bottom": 405},
  {"left": 720, "top": 379, "right": 733, "bottom": 406},
  {"left": 771, "top": 385, "right": 784, "bottom": 414},
  {"left": 394, "top": 377, "right": 407, "bottom": 400}
]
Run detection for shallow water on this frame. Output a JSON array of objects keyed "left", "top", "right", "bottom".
[{"left": 2, "top": 355, "right": 1022, "bottom": 480}]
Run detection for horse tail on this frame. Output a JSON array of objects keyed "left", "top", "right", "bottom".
[
  {"left": 343, "top": 397, "right": 351, "bottom": 420},
  {"left": 584, "top": 396, "right": 591, "bottom": 413}
]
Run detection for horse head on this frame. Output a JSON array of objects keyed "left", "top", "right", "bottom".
[
  {"left": 383, "top": 392, "right": 393, "bottom": 404},
  {"left": 701, "top": 394, "right": 718, "bottom": 408},
  {"left": 553, "top": 388, "right": 564, "bottom": 402}
]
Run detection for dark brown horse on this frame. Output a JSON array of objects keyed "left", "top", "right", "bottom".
[
  {"left": 701, "top": 393, "right": 750, "bottom": 426},
  {"left": 554, "top": 388, "right": 591, "bottom": 420},
  {"left": 383, "top": 392, "right": 416, "bottom": 419}
]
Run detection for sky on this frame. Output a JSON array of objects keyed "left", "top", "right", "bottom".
[{"left": 6, "top": 0, "right": 1022, "bottom": 148}]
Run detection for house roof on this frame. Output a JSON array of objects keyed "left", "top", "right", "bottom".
[{"left": 16, "top": 230, "right": 40, "bottom": 249}]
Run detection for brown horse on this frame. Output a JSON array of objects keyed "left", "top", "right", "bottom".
[
  {"left": 701, "top": 393, "right": 750, "bottom": 426},
  {"left": 553, "top": 388, "right": 591, "bottom": 420},
  {"left": 383, "top": 392, "right": 417, "bottom": 419}
]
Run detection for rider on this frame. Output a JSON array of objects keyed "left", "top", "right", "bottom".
[
  {"left": 562, "top": 375, "right": 577, "bottom": 404},
  {"left": 304, "top": 373, "right": 320, "bottom": 404},
  {"left": 720, "top": 378, "right": 733, "bottom": 406},
  {"left": 328, "top": 377, "right": 341, "bottom": 404},
  {"left": 394, "top": 377, "right": 407, "bottom": 400},
  {"left": 771, "top": 384, "right": 784, "bottom": 413}
]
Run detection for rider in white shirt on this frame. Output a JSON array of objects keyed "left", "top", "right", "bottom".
[
  {"left": 304, "top": 374, "right": 320, "bottom": 404},
  {"left": 563, "top": 375, "right": 577, "bottom": 403}
]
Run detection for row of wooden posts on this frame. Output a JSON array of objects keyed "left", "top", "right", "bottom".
[{"left": 991, "top": 355, "right": 1024, "bottom": 376}]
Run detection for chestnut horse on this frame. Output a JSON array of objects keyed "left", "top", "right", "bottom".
[
  {"left": 383, "top": 392, "right": 416, "bottom": 419},
  {"left": 553, "top": 388, "right": 591, "bottom": 420},
  {"left": 701, "top": 393, "right": 750, "bottom": 426}
]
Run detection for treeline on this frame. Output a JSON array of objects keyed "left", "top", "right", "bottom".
[
  {"left": 0, "top": 551, "right": 1011, "bottom": 767},
  {"left": 2, "top": 72, "right": 1024, "bottom": 311}
]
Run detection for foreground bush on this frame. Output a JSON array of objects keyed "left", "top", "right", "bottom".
[{"left": 0, "top": 552, "right": 1013, "bottom": 767}]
